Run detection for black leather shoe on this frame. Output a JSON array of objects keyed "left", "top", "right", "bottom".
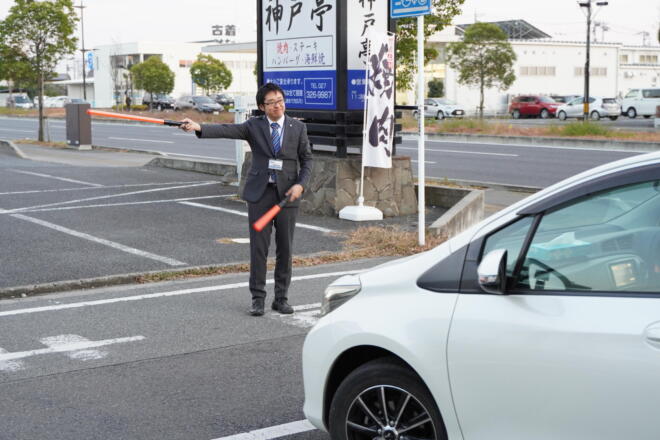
[
  {"left": 271, "top": 299, "right": 294, "bottom": 314},
  {"left": 249, "top": 298, "right": 265, "bottom": 316}
]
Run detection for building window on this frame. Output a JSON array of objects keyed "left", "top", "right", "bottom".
[
  {"left": 640, "top": 55, "right": 658, "bottom": 64},
  {"left": 520, "top": 66, "right": 556, "bottom": 76},
  {"left": 575, "top": 67, "right": 607, "bottom": 76},
  {"left": 620, "top": 55, "right": 628, "bottom": 63}
]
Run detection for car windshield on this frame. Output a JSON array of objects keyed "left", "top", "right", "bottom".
[
  {"left": 14, "top": 96, "right": 29, "bottom": 103},
  {"left": 436, "top": 99, "right": 455, "bottom": 105},
  {"left": 193, "top": 96, "right": 214, "bottom": 104}
]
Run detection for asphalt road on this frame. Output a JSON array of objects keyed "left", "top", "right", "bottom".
[
  {"left": 0, "top": 258, "right": 391, "bottom": 440},
  {"left": 0, "top": 116, "right": 645, "bottom": 188}
]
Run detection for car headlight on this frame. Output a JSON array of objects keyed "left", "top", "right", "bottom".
[{"left": 320, "top": 276, "right": 361, "bottom": 316}]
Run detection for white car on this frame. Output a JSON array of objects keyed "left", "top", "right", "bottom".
[
  {"left": 414, "top": 98, "right": 465, "bottom": 120},
  {"left": 556, "top": 96, "right": 621, "bottom": 121},
  {"left": 620, "top": 88, "right": 660, "bottom": 119},
  {"left": 43, "top": 96, "right": 71, "bottom": 108},
  {"left": 303, "top": 151, "right": 660, "bottom": 440}
]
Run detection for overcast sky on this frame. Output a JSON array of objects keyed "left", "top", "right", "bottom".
[{"left": 0, "top": 0, "right": 658, "bottom": 48}]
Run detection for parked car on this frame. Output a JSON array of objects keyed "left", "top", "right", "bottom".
[
  {"left": 211, "top": 93, "right": 234, "bottom": 107},
  {"left": 5, "top": 94, "right": 34, "bottom": 109},
  {"left": 551, "top": 94, "right": 581, "bottom": 104},
  {"left": 43, "top": 96, "right": 71, "bottom": 108},
  {"left": 142, "top": 93, "right": 175, "bottom": 110},
  {"left": 174, "top": 95, "right": 223, "bottom": 113},
  {"left": 413, "top": 98, "right": 465, "bottom": 120},
  {"left": 303, "top": 150, "right": 660, "bottom": 440},
  {"left": 556, "top": 96, "right": 621, "bottom": 121},
  {"left": 509, "top": 95, "right": 560, "bottom": 119},
  {"left": 620, "top": 88, "right": 660, "bottom": 119}
]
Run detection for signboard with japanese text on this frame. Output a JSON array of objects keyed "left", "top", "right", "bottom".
[
  {"left": 261, "top": 0, "right": 337, "bottom": 110},
  {"left": 363, "top": 30, "right": 395, "bottom": 168},
  {"left": 347, "top": 0, "right": 389, "bottom": 110},
  {"left": 390, "top": 0, "right": 430, "bottom": 18}
]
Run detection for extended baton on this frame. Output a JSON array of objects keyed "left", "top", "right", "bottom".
[
  {"left": 252, "top": 199, "right": 288, "bottom": 232},
  {"left": 86, "top": 109, "right": 183, "bottom": 126}
]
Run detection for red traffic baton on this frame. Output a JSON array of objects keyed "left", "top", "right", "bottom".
[
  {"left": 253, "top": 199, "right": 288, "bottom": 232},
  {"left": 86, "top": 109, "right": 183, "bottom": 126}
]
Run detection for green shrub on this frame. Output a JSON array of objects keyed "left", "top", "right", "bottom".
[{"left": 548, "top": 122, "right": 615, "bottom": 138}]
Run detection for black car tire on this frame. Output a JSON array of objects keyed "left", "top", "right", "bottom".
[
  {"left": 609, "top": 116, "right": 618, "bottom": 121},
  {"left": 644, "top": 115, "right": 652, "bottom": 119},
  {"left": 540, "top": 108, "right": 550, "bottom": 119},
  {"left": 436, "top": 111, "right": 444, "bottom": 120},
  {"left": 590, "top": 111, "right": 600, "bottom": 121},
  {"left": 329, "top": 358, "right": 447, "bottom": 440},
  {"left": 558, "top": 111, "right": 567, "bottom": 121},
  {"left": 627, "top": 107, "right": 637, "bottom": 119}
]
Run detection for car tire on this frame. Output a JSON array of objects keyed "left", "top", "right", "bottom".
[
  {"left": 436, "top": 111, "right": 445, "bottom": 120},
  {"left": 609, "top": 116, "right": 618, "bottom": 121},
  {"left": 590, "top": 111, "right": 601, "bottom": 121},
  {"left": 157, "top": 104, "right": 163, "bottom": 111},
  {"left": 644, "top": 115, "right": 652, "bottom": 119},
  {"left": 329, "top": 358, "right": 447, "bottom": 440},
  {"left": 540, "top": 108, "right": 550, "bottom": 119},
  {"left": 412, "top": 111, "right": 418, "bottom": 119},
  {"left": 627, "top": 107, "right": 637, "bottom": 118},
  {"left": 558, "top": 111, "right": 567, "bottom": 121},
  {"left": 512, "top": 109, "right": 520, "bottom": 119}
]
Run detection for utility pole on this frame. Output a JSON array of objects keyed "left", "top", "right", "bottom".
[
  {"left": 579, "top": 1, "right": 608, "bottom": 120},
  {"left": 74, "top": 0, "right": 87, "bottom": 100}
]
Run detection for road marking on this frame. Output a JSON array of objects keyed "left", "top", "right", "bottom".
[
  {"left": 0, "top": 270, "right": 359, "bottom": 317},
  {"left": 0, "top": 180, "right": 222, "bottom": 196},
  {"left": 210, "top": 419, "right": 316, "bottom": 440},
  {"left": 11, "top": 213, "right": 187, "bottom": 266},
  {"left": 14, "top": 195, "right": 233, "bottom": 214},
  {"left": 180, "top": 201, "right": 336, "bottom": 234},
  {"left": 9, "top": 170, "right": 104, "bottom": 187},
  {"left": 397, "top": 146, "right": 518, "bottom": 157},
  {"left": 0, "top": 128, "right": 33, "bottom": 133},
  {"left": 108, "top": 137, "right": 174, "bottom": 144},
  {"left": 6, "top": 181, "right": 220, "bottom": 213},
  {"left": 411, "top": 160, "right": 437, "bottom": 164},
  {"left": 0, "top": 334, "right": 145, "bottom": 371},
  {"left": 231, "top": 238, "right": 250, "bottom": 244},
  {"left": 269, "top": 303, "right": 323, "bottom": 328}
]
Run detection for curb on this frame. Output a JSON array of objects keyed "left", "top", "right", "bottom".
[
  {"left": 0, "top": 139, "right": 28, "bottom": 159},
  {"left": 424, "top": 177, "right": 541, "bottom": 193},
  {"left": 401, "top": 132, "right": 660, "bottom": 153}
]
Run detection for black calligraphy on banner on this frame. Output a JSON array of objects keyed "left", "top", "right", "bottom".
[
  {"left": 367, "top": 41, "right": 394, "bottom": 157},
  {"left": 310, "top": 0, "right": 333, "bottom": 32},
  {"left": 288, "top": 1, "right": 302, "bottom": 31},
  {"left": 368, "top": 107, "right": 392, "bottom": 156},
  {"left": 266, "top": 0, "right": 284, "bottom": 34}
]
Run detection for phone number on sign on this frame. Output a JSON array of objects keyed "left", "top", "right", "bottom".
[{"left": 305, "top": 90, "right": 333, "bottom": 99}]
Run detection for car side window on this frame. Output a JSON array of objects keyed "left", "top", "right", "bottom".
[
  {"left": 516, "top": 181, "right": 660, "bottom": 293},
  {"left": 625, "top": 90, "right": 638, "bottom": 99},
  {"left": 481, "top": 216, "right": 535, "bottom": 277}
]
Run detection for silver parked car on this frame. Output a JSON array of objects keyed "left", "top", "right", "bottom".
[
  {"left": 557, "top": 96, "right": 621, "bottom": 121},
  {"left": 414, "top": 98, "right": 465, "bottom": 120}
]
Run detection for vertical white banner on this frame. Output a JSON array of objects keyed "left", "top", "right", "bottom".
[{"left": 362, "top": 31, "right": 395, "bottom": 169}]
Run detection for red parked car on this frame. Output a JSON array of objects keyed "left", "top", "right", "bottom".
[{"left": 509, "top": 95, "right": 560, "bottom": 119}]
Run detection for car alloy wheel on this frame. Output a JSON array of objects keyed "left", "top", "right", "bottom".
[
  {"left": 436, "top": 111, "right": 444, "bottom": 120},
  {"left": 590, "top": 111, "right": 601, "bottom": 121},
  {"left": 558, "top": 111, "right": 567, "bottom": 121},
  {"left": 329, "top": 359, "right": 447, "bottom": 440},
  {"left": 540, "top": 109, "right": 549, "bottom": 119},
  {"left": 512, "top": 109, "right": 520, "bottom": 119},
  {"left": 627, "top": 107, "right": 637, "bottom": 118}
]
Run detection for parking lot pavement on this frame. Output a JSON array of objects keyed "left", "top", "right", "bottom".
[
  {"left": 0, "top": 257, "right": 393, "bottom": 440},
  {"left": 0, "top": 145, "right": 447, "bottom": 291}
]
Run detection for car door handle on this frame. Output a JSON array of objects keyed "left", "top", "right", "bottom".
[{"left": 645, "top": 326, "right": 660, "bottom": 343}]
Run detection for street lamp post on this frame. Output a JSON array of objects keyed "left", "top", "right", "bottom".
[
  {"left": 579, "top": 0, "right": 608, "bottom": 120},
  {"left": 74, "top": 0, "right": 87, "bottom": 100}
]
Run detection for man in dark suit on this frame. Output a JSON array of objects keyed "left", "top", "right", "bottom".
[{"left": 180, "top": 83, "right": 313, "bottom": 316}]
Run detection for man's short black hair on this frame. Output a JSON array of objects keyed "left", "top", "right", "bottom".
[{"left": 256, "top": 82, "right": 285, "bottom": 106}]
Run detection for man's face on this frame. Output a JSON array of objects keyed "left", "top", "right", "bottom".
[{"left": 260, "top": 90, "right": 286, "bottom": 120}]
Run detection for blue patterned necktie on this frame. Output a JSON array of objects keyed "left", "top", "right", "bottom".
[{"left": 271, "top": 122, "right": 281, "bottom": 156}]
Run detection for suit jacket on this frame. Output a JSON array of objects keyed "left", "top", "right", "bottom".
[{"left": 197, "top": 115, "right": 313, "bottom": 207}]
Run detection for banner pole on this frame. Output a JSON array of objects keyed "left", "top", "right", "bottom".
[{"left": 417, "top": 14, "right": 425, "bottom": 246}]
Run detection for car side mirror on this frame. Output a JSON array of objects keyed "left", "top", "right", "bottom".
[{"left": 478, "top": 249, "right": 508, "bottom": 294}]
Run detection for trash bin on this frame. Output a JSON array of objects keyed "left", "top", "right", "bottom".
[{"left": 65, "top": 102, "right": 92, "bottom": 150}]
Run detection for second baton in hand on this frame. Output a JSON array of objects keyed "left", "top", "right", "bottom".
[{"left": 252, "top": 199, "right": 288, "bottom": 232}]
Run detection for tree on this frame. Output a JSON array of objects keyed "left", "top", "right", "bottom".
[
  {"left": 447, "top": 22, "right": 516, "bottom": 118},
  {"left": 427, "top": 78, "right": 444, "bottom": 97},
  {"left": 0, "top": 0, "right": 78, "bottom": 141},
  {"left": 130, "top": 56, "right": 175, "bottom": 110},
  {"left": 0, "top": 44, "right": 35, "bottom": 106},
  {"left": 394, "top": 0, "right": 464, "bottom": 92},
  {"left": 190, "top": 54, "right": 232, "bottom": 95}
]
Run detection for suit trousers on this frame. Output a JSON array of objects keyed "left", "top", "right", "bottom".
[{"left": 247, "top": 185, "right": 298, "bottom": 300}]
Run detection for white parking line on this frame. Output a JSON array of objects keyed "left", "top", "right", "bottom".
[
  {"left": 179, "top": 201, "right": 336, "bottom": 234},
  {"left": 6, "top": 181, "right": 220, "bottom": 214},
  {"left": 11, "top": 213, "right": 187, "bottom": 266},
  {"left": 210, "top": 420, "right": 316, "bottom": 440},
  {"left": 17, "top": 195, "right": 233, "bottom": 213},
  {"left": 0, "top": 180, "right": 221, "bottom": 196},
  {"left": 0, "top": 128, "right": 33, "bottom": 133},
  {"left": 108, "top": 137, "right": 174, "bottom": 144},
  {"left": 397, "top": 146, "right": 518, "bottom": 157},
  {"left": 0, "top": 270, "right": 359, "bottom": 317},
  {"left": 10, "top": 170, "right": 104, "bottom": 187}
]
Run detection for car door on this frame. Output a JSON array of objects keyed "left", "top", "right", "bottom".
[
  {"left": 448, "top": 178, "right": 660, "bottom": 440},
  {"left": 424, "top": 99, "right": 434, "bottom": 118},
  {"left": 566, "top": 97, "right": 582, "bottom": 117}
]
